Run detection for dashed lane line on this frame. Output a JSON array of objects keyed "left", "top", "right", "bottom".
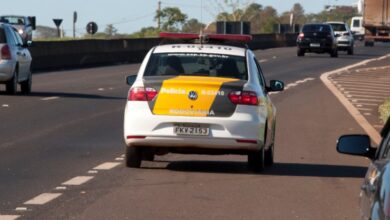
[
  {"left": 93, "top": 162, "right": 121, "bottom": 170},
  {"left": 62, "top": 176, "right": 94, "bottom": 186},
  {"left": 0, "top": 215, "right": 20, "bottom": 220},
  {"left": 24, "top": 193, "right": 62, "bottom": 205},
  {"left": 41, "top": 96, "right": 60, "bottom": 101},
  {"left": 320, "top": 54, "right": 390, "bottom": 145}
]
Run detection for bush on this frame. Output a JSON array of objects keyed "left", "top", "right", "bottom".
[{"left": 379, "top": 100, "right": 390, "bottom": 124}]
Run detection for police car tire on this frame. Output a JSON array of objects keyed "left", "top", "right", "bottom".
[
  {"left": 126, "top": 147, "right": 142, "bottom": 168},
  {"left": 248, "top": 147, "right": 265, "bottom": 172}
]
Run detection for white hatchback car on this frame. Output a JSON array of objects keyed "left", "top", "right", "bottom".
[
  {"left": 326, "top": 21, "right": 355, "bottom": 55},
  {"left": 124, "top": 33, "right": 284, "bottom": 172},
  {"left": 0, "top": 23, "right": 32, "bottom": 94}
]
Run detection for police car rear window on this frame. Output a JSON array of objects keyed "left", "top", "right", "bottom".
[
  {"left": 144, "top": 53, "right": 248, "bottom": 80},
  {"left": 0, "top": 28, "right": 6, "bottom": 43}
]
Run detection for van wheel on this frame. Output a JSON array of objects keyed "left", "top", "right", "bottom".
[
  {"left": 21, "top": 71, "right": 32, "bottom": 94},
  {"left": 125, "top": 147, "right": 142, "bottom": 168},
  {"left": 6, "top": 70, "right": 18, "bottom": 94},
  {"left": 248, "top": 147, "right": 265, "bottom": 172}
]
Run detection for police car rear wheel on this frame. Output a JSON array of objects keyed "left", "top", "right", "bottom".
[
  {"left": 248, "top": 147, "right": 265, "bottom": 172},
  {"left": 125, "top": 147, "right": 142, "bottom": 168}
]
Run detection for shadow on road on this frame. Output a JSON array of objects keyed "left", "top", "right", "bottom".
[
  {"left": 0, "top": 91, "right": 126, "bottom": 100},
  {"left": 165, "top": 161, "right": 367, "bottom": 178}
]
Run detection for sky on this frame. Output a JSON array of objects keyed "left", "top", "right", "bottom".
[{"left": 0, "top": 0, "right": 357, "bottom": 36}]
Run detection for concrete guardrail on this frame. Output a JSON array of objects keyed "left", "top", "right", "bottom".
[{"left": 29, "top": 33, "right": 298, "bottom": 71}]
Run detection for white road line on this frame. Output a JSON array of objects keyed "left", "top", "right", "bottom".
[
  {"left": 0, "top": 215, "right": 20, "bottom": 220},
  {"left": 115, "top": 157, "right": 124, "bottom": 161},
  {"left": 320, "top": 54, "right": 390, "bottom": 145},
  {"left": 347, "top": 94, "right": 388, "bottom": 98},
  {"left": 331, "top": 81, "right": 390, "bottom": 87},
  {"left": 351, "top": 98, "right": 383, "bottom": 102},
  {"left": 332, "top": 79, "right": 390, "bottom": 84},
  {"left": 24, "top": 193, "right": 62, "bottom": 205},
  {"left": 41, "top": 96, "right": 60, "bottom": 101},
  {"left": 353, "top": 103, "right": 379, "bottom": 106},
  {"left": 2, "top": 104, "right": 9, "bottom": 107},
  {"left": 98, "top": 88, "right": 105, "bottom": 91},
  {"left": 93, "top": 162, "right": 121, "bottom": 170},
  {"left": 88, "top": 170, "right": 98, "bottom": 174},
  {"left": 259, "top": 59, "right": 268, "bottom": 63},
  {"left": 62, "top": 176, "right": 94, "bottom": 186},
  {"left": 344, "top": 90, "right": 390, "bottom": 95},
  {"left": 14, "top": 207, "right": 27, "bottom": 212},
  {"left": 55, "top": 186, "right": 67, "bottom": 190},
  {"left": 342, "top": 88, "right": 390, "bottom": 93},
  {"left": 356, "top": 108, "right": 373, "bottom": 111}
]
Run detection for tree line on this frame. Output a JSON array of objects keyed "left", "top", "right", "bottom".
[{"left": 35, "top": 2, "right": 359, "bottom": 40}]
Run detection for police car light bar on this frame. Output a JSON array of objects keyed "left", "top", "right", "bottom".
[{"left": 159, "top": 32, "right": 252, "bottom": 43}]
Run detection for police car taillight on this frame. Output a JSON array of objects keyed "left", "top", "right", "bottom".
[
  {"left": 228, "top": 91, "right": 258, "bottom": 105},
  {"left": 1, "top": 45, "right": 11, "bottom": 60},
  {"left": 128, "top": 87, "right": 157, "bottom": 101}
]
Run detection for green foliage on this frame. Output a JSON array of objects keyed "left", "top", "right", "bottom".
[
  {"left": 379, "top": 100, "right": 390, "bottom": 124},
  {"left": 155, "top": 7, "right": 187, "bottom": 32},
  {"left": 130, "top": 26, "right": 160, "bottom": 38},
  {"left": 182, "top": 19, "right": 205, "bottom": 33}
]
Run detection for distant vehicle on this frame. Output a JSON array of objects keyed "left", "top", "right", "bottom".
[
  {"left": 0, "top": 15, "right": 36, "bottom": 42},
  {"left": 351, "top": 16, "right": 365, "bottom": 40},
  {"left": 326, "top": 21, "right": 355, "bottom": 55},
  {"left": 123, "top": 32, "right": 285, "bottom": 172},
  {"left": 0, "top": 23, "right": 32, "bottom": 94},
  {"left": 296, "top": 23, "right": 338, "bottom": 57},
  {"left": 363, "top": 0, "right": 390, "bottom": 46},
  {"left": 337, "top": 117, "right": 390, "bottom": 220}
]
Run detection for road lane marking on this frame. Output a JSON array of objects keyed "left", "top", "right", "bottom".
[
  {"left": 2, "top": 104, "right": 9, "bottom": 107},
  {"left": 41, "top": 96, "right": 60, "bottom": 101},
  {"left": 259, "top": 59, "right": 268, "bottom": 63},
  {"left": 115, "top": 157, "right": 124, "bottom": 161},
  {"left": 24, "top": 193, "right": 62, "bottom": 205},
  {"left": 55, "top": 186, "right": 67, "bottom": 190},
  {"left": 320, "top": 54, "right": 390, "bottom": 145},
  {"left": 62, "top": 176, "right": 94, "bottom": 186},
  {"left": 93, "top": 162, "right": 121, "bottom": 170},
  {"left": 14, "top": 207, "right": 27, "bottom": 212},
  {"left": 0, "top": 215, "right": 20, "bottom": 220},
  {"left": 98, "top": 88, "right": 105, "bottom": 91},
  {"left": 88, "top": 170, "right": 98, "bottom": 174}
]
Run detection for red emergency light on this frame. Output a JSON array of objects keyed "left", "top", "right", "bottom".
[{"left": 159, "top": 32, "right": 252, "bottom": 43}]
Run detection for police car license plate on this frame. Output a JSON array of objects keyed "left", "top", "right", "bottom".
[
  {"left": 310, "top": 43, "right": 320, "bottom": 47},
  {"left": 174, "top": 124, "right": 209, "bottom": 136}
]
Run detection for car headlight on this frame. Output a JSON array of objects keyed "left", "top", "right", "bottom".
[{"left": 18, "top": 29, "right": 24, "bottom": 35}]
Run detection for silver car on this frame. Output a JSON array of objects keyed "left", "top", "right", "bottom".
[
  {"left": 326, "top": 22, "right": 355, "bottom": 55},
  {"left": 0, "top": 23, "right": 32, "bottom": 94}
]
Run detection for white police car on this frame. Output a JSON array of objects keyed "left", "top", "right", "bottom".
[{"left": 124, "top": 33, "right": 284, "bottom": 172}]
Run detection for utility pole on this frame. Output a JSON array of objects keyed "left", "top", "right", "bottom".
[{"left": 157, "top": 1, "right": 161, "bottom": 29}]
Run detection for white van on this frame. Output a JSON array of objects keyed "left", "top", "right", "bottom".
[{"left": 350, "top": 16, "right": 364, "bottom": 40}]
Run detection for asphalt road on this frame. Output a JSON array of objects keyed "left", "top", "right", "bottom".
[{"left": 0, "top": 42, "right": 389, "bottom": 220}]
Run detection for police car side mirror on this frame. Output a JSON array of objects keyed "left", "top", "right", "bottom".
[
  {"left": 126, "top": 75, "right": 137, "bottom": 86},
  {"left": 268, "top": 80, "right": 284, "bottom": 92}
]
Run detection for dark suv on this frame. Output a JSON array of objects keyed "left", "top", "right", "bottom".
[{"left": 296, "top": 24, "right": 338, "bottom": 57}]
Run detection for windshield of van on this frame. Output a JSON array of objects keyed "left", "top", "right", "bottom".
[{"left": 144, "top": 53, "right": 248, "bottom": 80}]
